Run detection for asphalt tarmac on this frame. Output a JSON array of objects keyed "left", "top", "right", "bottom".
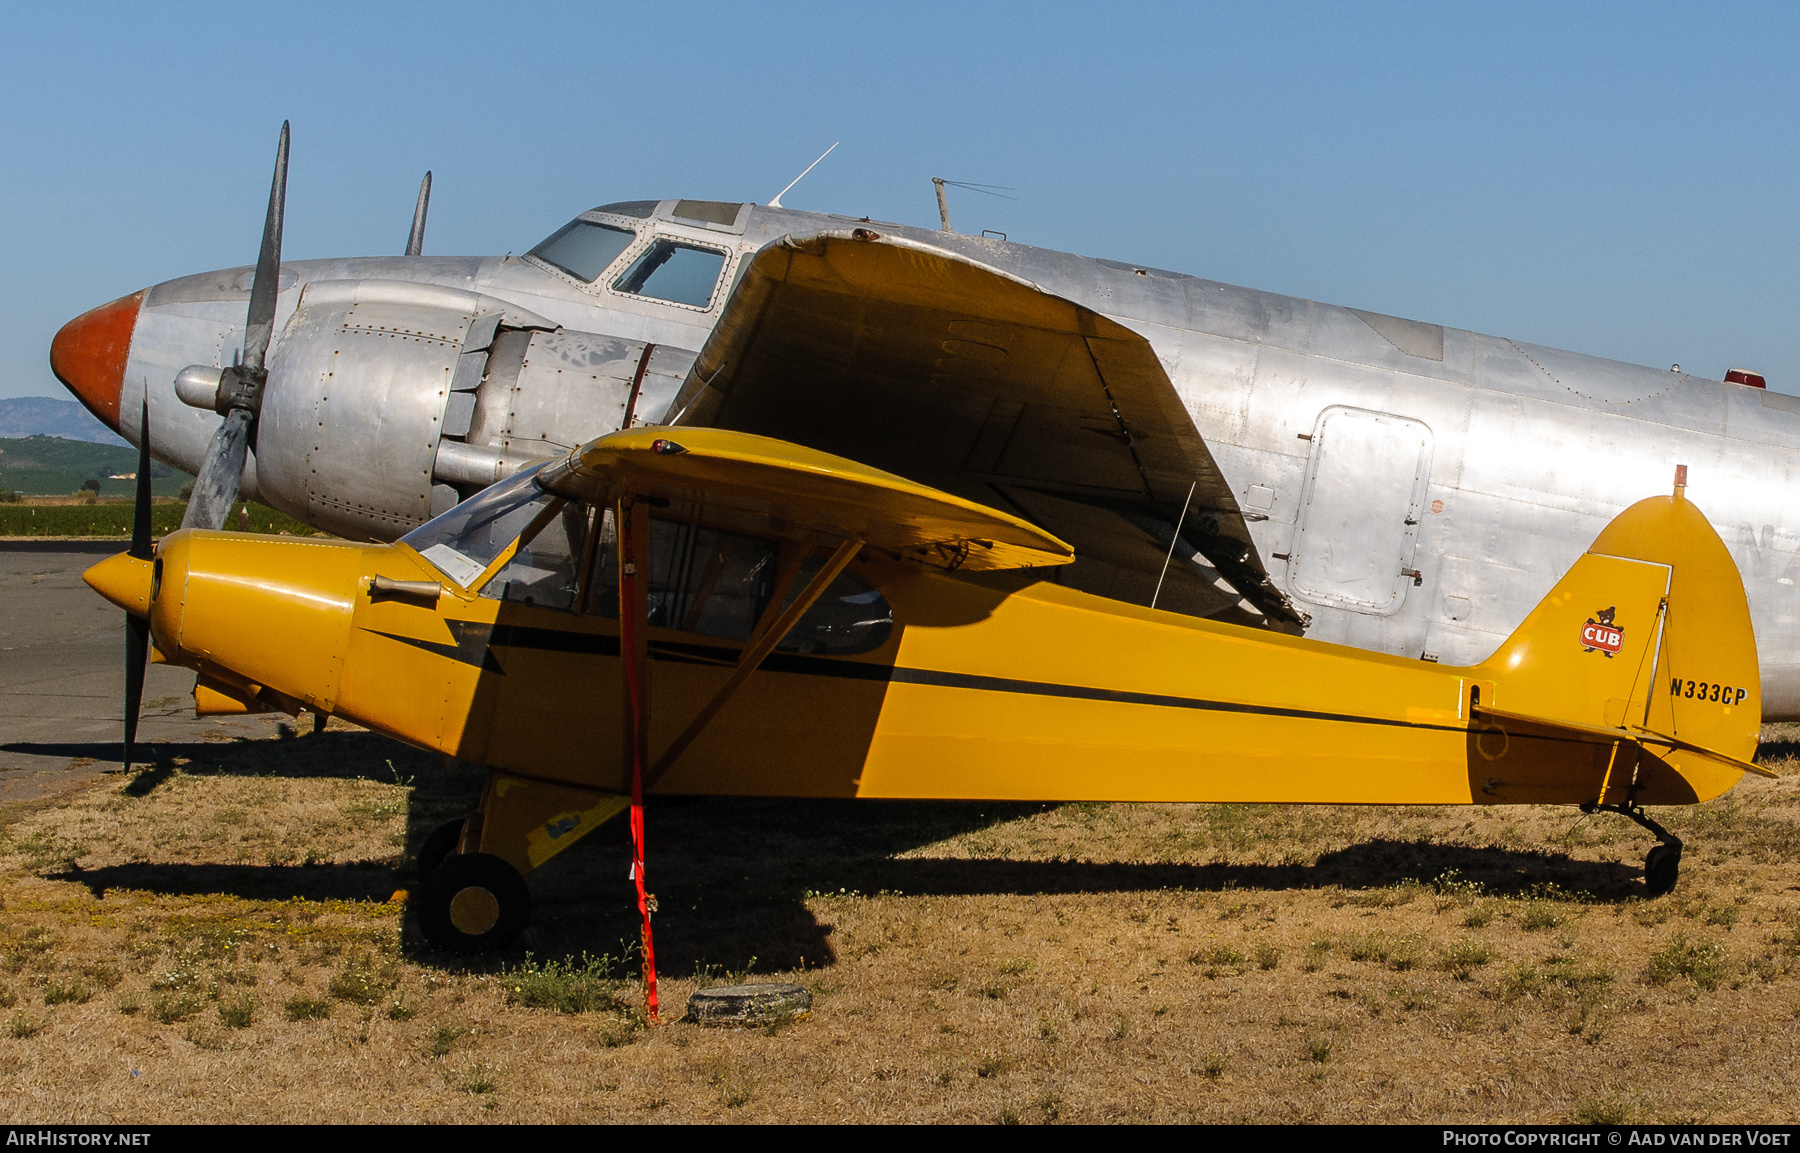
[{"left": 0, "top": 540, "right": 281, "bottom": 803}]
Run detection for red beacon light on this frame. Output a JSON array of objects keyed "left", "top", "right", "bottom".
[{"left": 1725, "top": 368, "right": 1768, "bottom": 389}]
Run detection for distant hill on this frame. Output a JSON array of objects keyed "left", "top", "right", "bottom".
[
  {"left": 0, "top": 397, "right": 129, "bottom": 446},
  {"left": 0, "top": 436, "right": 191, "bottom": 497}
]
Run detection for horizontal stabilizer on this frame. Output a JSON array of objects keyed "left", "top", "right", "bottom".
[{"left": 1473, "top": 705, "right": 1775, "bottom": 779}]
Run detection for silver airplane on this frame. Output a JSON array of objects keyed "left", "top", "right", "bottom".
[{"left": 50, "top": 130, "right": 1800, "bottom": 719}]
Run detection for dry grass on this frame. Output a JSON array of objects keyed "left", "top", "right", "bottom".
[{"left": 2, "top": 722, "right": 1800, "bottom": 1123}]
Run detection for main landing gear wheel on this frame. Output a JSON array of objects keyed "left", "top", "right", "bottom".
[
  {"left": 416, "top": 818, "right": 465, "bottom": 882},
  {"left": 417, "top": 852, "right": 529, "bottom": 953},
  {"left": 1644, "top": 842, "right": 1682, "bottom": 897}
]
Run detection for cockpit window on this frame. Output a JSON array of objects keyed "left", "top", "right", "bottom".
[
  {"left": 401, "top": 464, "right": 556, "bottom": 588},
  {"left": 646, "top": 521, "right": 775, "bottom": 640},
  {"left": 672, "top": 200, "right": 742, "bottom": 226},
  {"left": 612, "top": 239, "right": 727, "bottom": 308},
  {"left": 479, "top": 501, "right": 589, "bottom": 611},
  {"left": 774, "top": 556, "right": 894, "bottom": 655},
  {"left": 595, "top": 200, "right": 659, "bottom": 218},
  {"left": 584, "top": 516, "right": 892, "bottom": 654},
  {"left": 528, "top": 220, "right": 636, "bottom": 283}
]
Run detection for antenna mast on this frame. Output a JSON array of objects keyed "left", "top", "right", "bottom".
[
  {"left": 768, "top": 142, "right": 839, "bottom": 208},
  {"left": 930, "top": 179, "right": 1016, "bottom": 235}
]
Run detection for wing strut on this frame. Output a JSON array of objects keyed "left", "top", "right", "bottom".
[{"left": 645, "top": 535, "right": 864, "bottom": 790}]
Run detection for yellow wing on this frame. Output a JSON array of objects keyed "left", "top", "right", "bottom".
[{"left": 539, "top": 426, "right": 1073, "bottom": 572}]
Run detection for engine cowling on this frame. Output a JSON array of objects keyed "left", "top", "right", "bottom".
[{"left": 196, "top": 279, "right": 693, "bottom": 540}]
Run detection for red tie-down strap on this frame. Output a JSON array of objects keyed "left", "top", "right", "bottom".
[{"left": 617, "top": 498, "right": 658, "bottom": 1021}]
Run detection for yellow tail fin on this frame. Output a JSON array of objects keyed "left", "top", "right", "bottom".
[{"left": 1469, "top": 488, "right": 1762, "bottom": 803}]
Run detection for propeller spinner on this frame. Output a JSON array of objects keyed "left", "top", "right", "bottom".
[{"left": 180, "top": 121, "right": 290, "bottom": 532}]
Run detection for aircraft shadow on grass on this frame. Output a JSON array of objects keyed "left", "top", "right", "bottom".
[{"left": 43, "top": 758, "right": 1653, "bottom": 978}]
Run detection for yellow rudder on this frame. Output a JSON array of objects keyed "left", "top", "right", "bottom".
[{"left": 1591, "top": 491, "right": 1761, "bottom": 769}]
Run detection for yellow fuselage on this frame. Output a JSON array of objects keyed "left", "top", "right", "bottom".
[{"left": 107, "top": 500, "right": 1750, "bottom": 815}]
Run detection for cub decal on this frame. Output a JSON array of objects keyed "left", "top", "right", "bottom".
[{"left": 1581, "top": 605, "right": 1624, "bottom": 657}]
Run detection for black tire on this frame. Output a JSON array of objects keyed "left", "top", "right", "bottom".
[
  {"left": 416, "top": 852, "right": 530, "bottom": 953},
  {"left": 416, "top": 818, "right": 465, "bottom": 881},
  {"left": 1644, "top": 843, "right": 1681, "bottom": 897}
]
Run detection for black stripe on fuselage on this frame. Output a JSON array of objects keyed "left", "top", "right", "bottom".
[
  {"left": 365, "top": 618, "right": 1489, "bottom": 737},
  {"left": 880, "top": 666, "right": 1476, "bottom": 734}
]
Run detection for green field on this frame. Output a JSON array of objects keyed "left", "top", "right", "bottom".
[
  {"left": 0, "top": 436, "right": 191, "bottom": 498},
  {"left": 0, "top": 501, "right": 324, "bottom": 538}
]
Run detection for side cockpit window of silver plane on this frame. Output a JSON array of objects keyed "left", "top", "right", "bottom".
[
  {"left": 613, "top": 239, "right": 728, "bottom": 309},
  {"left": 528, "top": 220, "right": 636, "bottom": 283}
]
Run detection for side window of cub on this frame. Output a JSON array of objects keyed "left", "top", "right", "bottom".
[{"left": 585, "top": 517, "right": 892, "bottom": 654}]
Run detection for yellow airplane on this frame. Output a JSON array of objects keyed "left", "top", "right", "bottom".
[{"left": 84, "top": 426, "right": 1768, "bottom": 971}]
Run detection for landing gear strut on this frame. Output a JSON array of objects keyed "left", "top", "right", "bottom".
[
  {"left": 416, "top": 817, "right": 465, "bottom": 882},
  {"left": 1582, "top": 801, "right": 1684, "bottom": 896}
]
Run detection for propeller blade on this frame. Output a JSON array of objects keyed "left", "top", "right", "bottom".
[
  {"left": 179, "top": 407, "right": 252, "bottom": 530},
  {"left": 124, "top": 614, "right": 148, "bottom": 772},
  {"left": 183, "top": 120, "right": 288, "bottom": 531},
  {"left": 242, "top": 121, "right": 289, "bottom": 373},
  {"left": 406, "top": 171, "right": 431, "bottom": 257},
  {"left": 123, "top": 397, "right": 153, "bottom": 771},
  {"left": 129, "top": 397, "right": 152, "bottom": 560}
]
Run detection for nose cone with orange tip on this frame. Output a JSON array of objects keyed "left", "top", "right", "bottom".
[
  {"left": 50, "top": 289, "right": 145, "bottom": 433},
  {"left": 83, "top": 551, "right": 155, "bottom": 618}
]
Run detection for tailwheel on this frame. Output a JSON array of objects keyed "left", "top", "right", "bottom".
[
  {"left": 416, "top": 818, "right": 465, "bottom": 882},
  {"left": 1644, "top": 842, "right": 1682, "bottom": 897},
  {"left": 1581, "top": 801, "right": 1684, "bottom": 898},
  {"left": 417, "top": 852, "right": 529, "bottom": 953}
]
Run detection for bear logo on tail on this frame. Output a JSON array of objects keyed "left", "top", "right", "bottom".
[{"left": 1580, "top": 606, "right": 1624, "bottom": 657}]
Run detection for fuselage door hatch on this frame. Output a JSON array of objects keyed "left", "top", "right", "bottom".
[{"left": 1287, "top": 406, "right": 1433, "bottom": 616}]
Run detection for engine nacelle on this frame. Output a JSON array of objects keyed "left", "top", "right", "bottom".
[{"left": 245, "top": 280, "right": 692, "bottom": 540}]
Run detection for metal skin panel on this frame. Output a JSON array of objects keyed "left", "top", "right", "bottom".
[
  {"left": 256, "top": 291, "right": 473, "bottom": 539},
  {"left": 85, "top": 203, "right": 1800, "bottom": 718},
  {"left": 479, "top": 329, "right": 648, "bottom": 458},
  {"left": 86, "top": 485, "right": 1756, "bottom": 820},
  {"left": 452, "top": 333, "right": 696, "bottom": 468}
]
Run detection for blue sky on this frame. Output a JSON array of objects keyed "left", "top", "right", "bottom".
[{"left": 5, "top": 1, "right": 1798, "bottom": 398}]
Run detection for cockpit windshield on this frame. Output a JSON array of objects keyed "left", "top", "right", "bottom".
[
  {"left": 401, "top": 464, "right": 558, "bottom": 588},
  {"left": 528, "top": 220, "right": 636, "bottom": 283}
]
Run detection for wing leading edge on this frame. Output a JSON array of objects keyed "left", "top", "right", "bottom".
[{"left": 664, "top": 228, "right": 1306, "bottom": 628}]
